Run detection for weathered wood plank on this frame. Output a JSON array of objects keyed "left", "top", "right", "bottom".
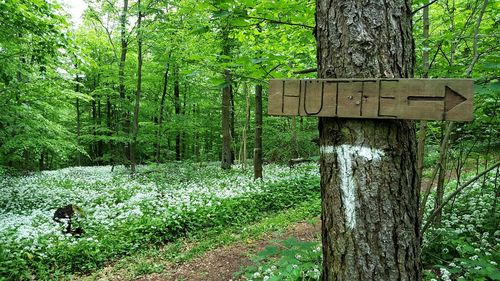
[{"left": 268, "top": 79, "right": 474, "bottom": 121}]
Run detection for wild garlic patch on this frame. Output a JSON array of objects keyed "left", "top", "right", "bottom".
[{"left": 0, "top": 162, "right": 320, "bottom": 279}]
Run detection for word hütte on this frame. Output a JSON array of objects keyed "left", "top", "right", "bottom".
[{"left": 268, "top": 79, "right": 473, "bottom": 121}]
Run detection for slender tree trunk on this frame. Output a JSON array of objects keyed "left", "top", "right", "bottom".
[
  {"left": 221, "top": 69, "right": 232, "bottom": 170},
  {"left": 156, "top": 56, "right": 171, "bottom": 164},
  {"left": 119, "top": 0, "right": 130, "bottom": 166},
  {"left": 254, "top": 84, "right": 263, "bottom": 179},
  {"left": 106, "top": 95, "right": 112, "bottom": 164},
  {"left": 291, "top": 116, "right": 299, "bottom": 158},
  {"left": 75, "top": 74, "right": 81, "bottom": 166},
  {"left": 92, "top": 97, "right": 97, "bottom": 160},
  {"left": 97, "top": 95, "right": 103, "bottom": 163},
  {"left": 174, "top": 65, "right": 181, "bottom": 161},
  {"left": 239, "top": 87, "right": 250, "bottom": 169},
  {"left": 417, "top": 1, "right": 430, "bottom": 189},
  {"left": 131, "top": 0, "right": 143, "bottom": 174},
  {"left": 316, "top": 0, "right": 420, "bottom": 280},
  {"left": 465, "top": 0, "right": 489, "bottom": 77},
  {"left": 39, "top": 151, "right": 45, "bottom": 171},
  {"left": 433, "top": 122, "right": 454, "bottom": 225},
  {"left": 230, "top": 87, "right": 236, "bottom": 164}
]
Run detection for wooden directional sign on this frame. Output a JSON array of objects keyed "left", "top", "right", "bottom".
[{"left": 268, "top": 79, "right": 473, "bottom": 121}]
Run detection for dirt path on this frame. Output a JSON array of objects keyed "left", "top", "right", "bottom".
[{"left": 138, "top": 219, "right": 321, "bottom": 281}]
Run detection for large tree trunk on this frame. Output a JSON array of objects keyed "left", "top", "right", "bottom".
[{"left": 316, "top": 0, "right": 421, "bottom": 280}]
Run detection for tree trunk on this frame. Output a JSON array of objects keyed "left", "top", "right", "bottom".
[
  {"left": 92, "top": 97, "right": 97, "bottom": 160},
  {"left": 254, "top": 84, "right": 263, "bottom": 179},
  {"left": 106, "top": 95, "right": 112, "bottom": 164},
  {"left": 221, "top": 69, "right": 232, "bottom": 170},
  {"left": 97, "top": 95, "right": 103, "bottom": 163},
  {"left": 119, "top": 0, "right": 130, "bottom": 166},
  {"left": 230, "top": 86, "right": 236, "bottom": 164},
  {"left": 316, "top": 0, "right": 421, "bottom": 280},
  {"left": 39, "top": 151, "right": 45, "bottom": 171},
  {"left": 156, "top": 56, "right": 171, "bottom": 164},
  {"left": 130, "top": 0, "right": 142, "bottom": 174},
  {"left": 416, "top": 1, "right": 430, "bottom": 189},
  {"left": 239, "top": 86, "right": 250, "bottom": 169},
  {"left": 174, "top": 65, "right": 181, "bottom": 161},
  {"left": 433, "top": 122, "right": 453, "bottom": 225},
  {"left": 291, "top": 116, "right": 299, "bottom": 158},
  {"left": 75, "top": 74, "right": 81, "bottom": 166}
]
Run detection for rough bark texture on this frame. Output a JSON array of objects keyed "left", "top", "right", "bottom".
[
  {"left": 316, "top": 0, "right": 421, "bottom": 280},
  {"left": 254, "top": 84, "right": 263, "bottom": 179}
]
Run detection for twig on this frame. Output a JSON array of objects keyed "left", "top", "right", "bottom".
[
  {"left": 412, "top": 0, "right": 439, "bottom": 15},
  {"left": 421, "top": 161, "right": 500, "bottom": 234}
]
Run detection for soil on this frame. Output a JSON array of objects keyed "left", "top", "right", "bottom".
[{"left": 136, "top": 218, "right": 321, "bottom": 281}]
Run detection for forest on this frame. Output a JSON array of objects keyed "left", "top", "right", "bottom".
[{"left": 0, "top": 0, "right": 498, "bottom": 280}]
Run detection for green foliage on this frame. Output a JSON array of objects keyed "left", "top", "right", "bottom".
[
  {"left": 0, "top": 163, "right": 320, "bottom": 280},
  {"left": 239, "top": 237, "right": 322, "bottom": 281},
  {"left": 421, "top": 170, "right": 500, "bottom": 280}
]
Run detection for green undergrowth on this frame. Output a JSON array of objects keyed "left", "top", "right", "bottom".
[
  {"left": 0, "top": 163, "right": 320, "bottom": 280},
  {"left": 77, "top": 197, "right": 321, "bottom": 281},
  {"left": 239, "top": 169, "right": 499, "bottom": 281}
]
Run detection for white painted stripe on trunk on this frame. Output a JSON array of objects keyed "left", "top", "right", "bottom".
[{"left": 321, "top": 144, "right": 385, "bottom": 230}]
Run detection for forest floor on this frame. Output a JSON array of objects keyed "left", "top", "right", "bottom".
[
  {"left": 75, "top": 202, "right": 321, "bottom": 281},
  {"left": 146, "top": 219, "right": 320, "bottom": 281}
]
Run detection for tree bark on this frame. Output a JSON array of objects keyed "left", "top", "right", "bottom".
[
  {"left": 416, "top": 1, "right": 430, "bottom": 189},
  {"left": 291, "top": 116, "right": 299, "bottom": 158},
  {"left": 106, "top": 95, "right": 112, "bottom": 164},
  {"left": 130, "top": 0, "right": 142, "bottom": 174},
  {"left": 230, "top": 86, "right": 236, "bottom": 164},
  {"left": 316, "top": 0, "right": 421, "bottom": 280},
  {"left": 156, "top": 55, "right": 171, "bottom": 164},
  {"left": 174, "top": 65, "right": 181, "bottom": 161},
  {"left": 433, "top": 122, "right": 453, "bottom": 225},
  {"left": 75, "top": 74, "right": 81, "bottom": 166},
  {"left": 119, "top": 0, "right": 130, "bottom": 166},
  {"left": 239, "top": 85, "right": 250, "bottom": 169},
  {"left": 253, "top": 84, "right": 263, "bottom": 179},
  {"left": 221, "top": 69, "right": 232, "bottom": 170}
]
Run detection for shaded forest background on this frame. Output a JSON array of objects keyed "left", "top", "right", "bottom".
[{"left": 0, "top": 0, "right": 498, "bottom": 172}]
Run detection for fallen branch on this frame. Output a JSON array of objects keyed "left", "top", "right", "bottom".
[{"left": 421, "top": 161, "right": 500, "bottom": 234}]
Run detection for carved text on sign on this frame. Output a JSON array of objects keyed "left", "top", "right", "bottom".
[{"left": 268, "top": 79, "right": 473, "bottom": 121}]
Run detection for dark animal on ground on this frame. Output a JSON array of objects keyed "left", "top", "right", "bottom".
[{"left": 53, "top": 204, "right": 85, "bottom": 237}]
